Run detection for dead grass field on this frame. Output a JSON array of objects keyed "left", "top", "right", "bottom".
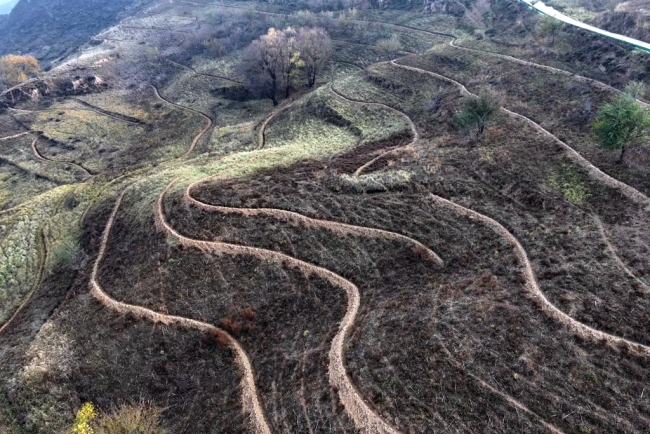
[{"left": 1, "top": 0, "right": 650, "bottom": 432}]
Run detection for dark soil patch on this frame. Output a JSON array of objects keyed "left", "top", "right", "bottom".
[{"left": 330, "top": 130, "right": 412, "bottom": 174}]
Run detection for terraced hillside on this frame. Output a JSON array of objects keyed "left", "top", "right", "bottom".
[{"left": 1, "top": 0, "right": 650, "bottom": 432}]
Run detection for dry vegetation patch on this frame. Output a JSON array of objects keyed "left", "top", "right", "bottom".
[{"left": 402, "top": 45, "right": 650, "bottom": 196}]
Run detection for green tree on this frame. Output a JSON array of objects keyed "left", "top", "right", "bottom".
[
  {"left": 592, "top": 94, "right": 650, "bottom": 162},
  {"left": 538, "top": 15, "right": 564, "bottom": 45},
  {"left": 456, "top": 93, "right": 500, "bottom": 139}
]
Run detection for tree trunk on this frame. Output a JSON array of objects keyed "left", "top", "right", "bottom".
[
  {"left": 271, "top": 75, "right": 278, "bottom": 106},
  {"left": 308, "top": 68, "right": 316, "bottom": 87}
]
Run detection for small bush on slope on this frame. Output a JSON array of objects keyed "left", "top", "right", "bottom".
[{"left": 592, "top": 94, "right": 650, "bottom": 162}]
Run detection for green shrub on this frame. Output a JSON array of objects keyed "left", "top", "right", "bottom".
[
  {"left": 456, "top": 92, "right": 500, "bottom": 139},
  {"left": 592, "top": 94, "right": 650, "bottom": 162}
]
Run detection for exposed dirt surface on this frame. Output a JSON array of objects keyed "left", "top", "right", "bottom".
[
  {"left": 187, "top": 150, "right": 650, "bottom": 432},
  {"left": 95, "top": 189, "right": 357, "bottom": 433}
]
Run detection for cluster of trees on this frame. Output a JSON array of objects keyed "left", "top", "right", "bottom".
[
  {"left": 454, "top": 82, "right": 649, "bottom": 165},
  {"left": 0, "top": 54, "right": 39, "bottom": 90},
  {"left": 241, "top": 26, "right": 332, "bottom": 105}
]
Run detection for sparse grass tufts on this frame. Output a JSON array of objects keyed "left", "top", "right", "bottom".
[
  {"left": 548, "top": 164, "right": 591, "bottom": 206},
  {"left": 327, "top": 170, "right": 412, "bottom": 193},
  {"left": 91, "top": 403, "right": 167, "bottom": 434},
  {"left": 70, "top": 402, "right": 168, "bottom": 434}
]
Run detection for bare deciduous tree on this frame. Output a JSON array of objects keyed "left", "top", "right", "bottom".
[
  {"left": 241, "top": 26, "right": 333, "bottom": 104},
  {"left": 296, "top": 27, "right": 332, "bottom": 87},
  {"left": 242, "top": 27, "right": 309, "bottom": 105},
  {"left": 376, "top": 35, "right": 402, "bottom": 60},
  {"left": 241, "top": 28, "right": 290, "bottom": 106}
]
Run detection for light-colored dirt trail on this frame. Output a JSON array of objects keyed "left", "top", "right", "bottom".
[
  {"left": 429, "top": 193, "right": 650, "bottom": 357},
  {"left": 593, "top": 215, "right": 650, "bottom": 293},
  {"left": 121, "top": 25, "right": 191, "bottom": 35},
  {"left": 329, "top": 85, "right": 417, "bottom": 176},
  {"left": 184, "top": 180, "right": 443, "bottom": 265},
  {"left": 30, "top": 137, "right": 93, "bottom": 178},
  {"left": 256, "top": 98, "right": 301, "bottom": 149},
  {"left": 90, "top": 187, "right": 272, "bottom": 434},
  {"left": 165, "top": 58, "right": 243, "bottom": 84},
  {"left": 181, "top": 147, "right": 563, "bottom": 431},
  {"left": 0, "top": 131, "right": 29, "bottom": 141},
  {"left": 448, "top": 39, "right": 650, "bottom": 108},
  {"left": 9, "top": 104, "right": 143, "bottom": 125},
  {"left": 438, "top": 344, "right": 565, "bottom": 434},
  {"left": 71, "top": 99, "right": 147, "bottom": 125},
  {"left": 157, "top": 180, "right": 402, "bottom": 434},
  {"left": 390, "top": 60, "right": 650, "bottom": 209},
  {"left": 150, "top": 84, "right": 213, "bottom": 157},
  {"left": 184, "top": 166, "right": 572, "bottom": 429}
]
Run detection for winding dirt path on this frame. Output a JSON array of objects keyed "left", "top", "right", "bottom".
[
  {"left": 150, "top": 84, "right": 213, "bottom": 157},
  {"left": 90, "top": 186, "right": 272, "bottom": 434},
  {"left": 0, "top": 132, "right": 30, "bottom": 141},
  {"left": 71, "top": 99, "right": 147, "bottom": 125},
  {"left": 185, "top": 179, "right": 443, "bottom": 265},
  {"left": 179, "top": 143, "right": 566, "bottom": 432},
  {"left": 390, "top": 60, "right": 650, "bottom": 209},
  {"left": 429, "top": 193, "right": 650, "bottom": 357},
  {"left": 9, "top": 104, "right": 143, "bottom": 126},
  {"left": 447, "top": 39, "right": 650, "bottom": 108},
  {"left": 329, "top": 85, "right": 418, "bottom": 176},
  {"left": 593, "top": 215, "right": 650, "bottom": 294},
  {"left": 256, "top": 98, "right": 301, "bottom": 149},
  {"left": 437, "top": 343, "right": 565, "bottom": 433},
  {"left": 30, "top": 137, "right": 93, "bottom": 178},
  {"left": 157, "top": 180, "right": 402, "bottom": 434}
]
